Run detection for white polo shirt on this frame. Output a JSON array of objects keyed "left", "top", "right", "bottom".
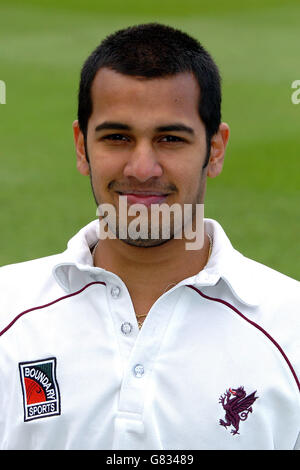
[{"left": 0, "top": 219, "right": 299, "bottom": 450}]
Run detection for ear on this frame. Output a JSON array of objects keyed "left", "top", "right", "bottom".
[
  {"left": 207, "top": 122, "right": 230, "bottom": 178},
  {"left": 72, "top": 120, "right": 90, "bottom": 176}
]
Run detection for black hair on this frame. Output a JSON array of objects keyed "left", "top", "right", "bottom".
[{"left": 78, "top": 23, "right": 222, "bottom": 166}]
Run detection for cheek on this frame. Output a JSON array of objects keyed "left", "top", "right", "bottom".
[
  {"left": 178, "top": 166, "right": 205, "bottom": 204},
  {"left": 89, "top": 151, "right": 122, "bottom": 187},
  {"left": 176, "top": 164, "right": 202, "bottom": 189}
]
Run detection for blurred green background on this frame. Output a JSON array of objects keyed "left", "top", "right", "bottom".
[{"left": 0, "top": 0, "right": 299, "bottom": 278}]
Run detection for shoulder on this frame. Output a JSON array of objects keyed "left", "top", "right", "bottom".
[
  {"left": 0, "top": 254, "right": 66, "bottom": 333},
  {"left": 231, "top": 251, "right": 300, "bottom": 336},
  {"left": 238, "top": 252, "right": 299, "bottom": 304},
  {"left": 206, "top": 218, "right": 299, "bottom": 306},
  {"left": 234, "top": 252, "right": 300, "bottom": 384}
]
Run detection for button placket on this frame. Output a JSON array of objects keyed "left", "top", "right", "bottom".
[
  {"left": 106, "top": 281, "right": 139, "bottom": 366},
  {"left": 117, "top": 288, "right": 183, "bottom": 418}
]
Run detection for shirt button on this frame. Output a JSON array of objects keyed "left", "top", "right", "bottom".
[
  {"left": 121, "top": 322, "right": 133, "bottom": 335},
  {"left": 133, "top": 364, "right": 144, "bottom": 378},
  {"left": 111, "top": 286, "right": 121, "bottom": 298}
]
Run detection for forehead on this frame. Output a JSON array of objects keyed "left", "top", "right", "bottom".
[{"left": 89, "top": 68, "right": 201, "bottom": 125}]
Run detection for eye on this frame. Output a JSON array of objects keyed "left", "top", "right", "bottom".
[
  {"left": 159, "top": 135, "right": 185, "bottom": 143},
  {"left": 103, "top": 133, "right": 129, "bottom": 141}
]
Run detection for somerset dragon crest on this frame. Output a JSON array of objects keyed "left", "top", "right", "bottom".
[{"left": 219, "top": 386, "right": 258, "bottom": 435}]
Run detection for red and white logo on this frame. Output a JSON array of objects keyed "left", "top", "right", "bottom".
[{"left": 19, "top": 357, "right": 61, "bottom": 422}]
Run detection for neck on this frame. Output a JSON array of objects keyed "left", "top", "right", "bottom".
[{"left": 93, "top": 230, "right": 211, "bottom": 303}]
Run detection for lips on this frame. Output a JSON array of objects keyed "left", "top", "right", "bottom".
[{"left": 117, "top": 192, "right": 169, "bottom": 207}]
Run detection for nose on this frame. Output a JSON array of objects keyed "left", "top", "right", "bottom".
[{"left": 123, "top": 141, "right": 163, "bottom": 182}]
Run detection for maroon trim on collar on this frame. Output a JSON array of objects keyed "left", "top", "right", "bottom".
[
  {"left": 187, "top": 285, "right": 300, "bottom": 393},
  {"left": 0, "top": 281, "right": 106, "bottom": 337}
]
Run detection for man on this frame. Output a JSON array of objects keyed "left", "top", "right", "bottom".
[{"left": 0, "top": 23, "right": 299, "bottom": 450}]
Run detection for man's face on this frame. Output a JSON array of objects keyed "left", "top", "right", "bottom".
[{"left": 74, "top": 68, "right": 227, "bottom": 247}]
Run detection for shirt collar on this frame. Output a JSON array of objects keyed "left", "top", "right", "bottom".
[{"left": 53, "top": 219, "right": 261, "bottom": 306}]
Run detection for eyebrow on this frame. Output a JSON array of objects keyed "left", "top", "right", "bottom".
[
  {"left": 155, "top": 124, "right": 194, "bottom": 135},
  {"left": 95, "top": 122, "right": 130, "bottom": 132},
  {"left": 94, "top": 121, "right": 195, "bottom": 135}
]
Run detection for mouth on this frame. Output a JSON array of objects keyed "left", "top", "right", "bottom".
[{"left": 116, "top": 191, "right": 170, "bottom": 207}]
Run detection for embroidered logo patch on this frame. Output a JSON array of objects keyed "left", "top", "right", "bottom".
[
  {"left": 19, "top": 357, "right": 61, "bottom": 422},
  {"left": 219, "top": 386, "right": 258, "bottom": 435}
]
